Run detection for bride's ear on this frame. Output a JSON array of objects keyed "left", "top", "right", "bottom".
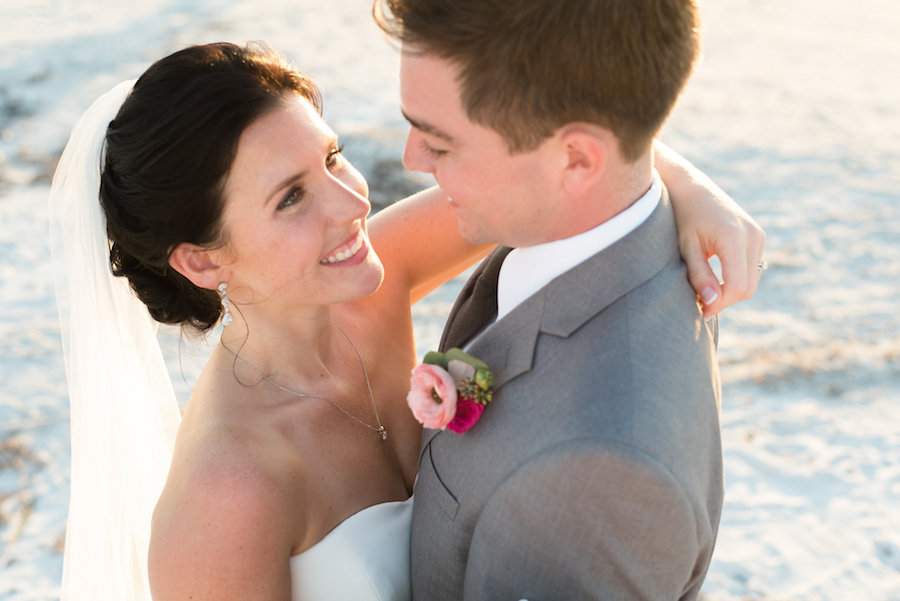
[{"left": 168, "top": 243, "right": 225, "bottom": 291}]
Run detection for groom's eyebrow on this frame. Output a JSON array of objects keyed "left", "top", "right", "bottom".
[{"left": 401, "top": 109, "right": 455, "bottom": 143}]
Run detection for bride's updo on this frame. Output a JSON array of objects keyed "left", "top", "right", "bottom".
[{"left": 100, "top": 42, "right": 322, "bottom": 331}]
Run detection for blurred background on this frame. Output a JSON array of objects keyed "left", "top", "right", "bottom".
[{"left": 0, "top": 0, "right": 897, "bottom": 599}]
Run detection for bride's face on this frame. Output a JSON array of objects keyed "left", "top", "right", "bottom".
[{"left": 216, "top": 94, "right": 384, "bottom": 311}]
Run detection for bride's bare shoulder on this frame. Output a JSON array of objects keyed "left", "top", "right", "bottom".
[
  {"left": 148, "top": 420, "right": 303, "bottom": 599},
  {"left": 157, "top": 403, "right": 307, "bottom": 518}
]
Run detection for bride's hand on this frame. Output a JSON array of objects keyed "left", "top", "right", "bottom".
[{"left": 656, "top": 141, "right": 766, "bottom": 319}]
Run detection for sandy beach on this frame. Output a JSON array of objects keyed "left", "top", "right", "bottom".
[{"left": 1, "top": 0, "right": 898, "bottom": 599}]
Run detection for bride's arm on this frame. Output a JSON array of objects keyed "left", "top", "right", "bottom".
[
  {"left": 656, "top": 140, "right": 766, "bottom": 318},
  {"left": 369, "top": 186, "right": 493, "bottom": 305}
]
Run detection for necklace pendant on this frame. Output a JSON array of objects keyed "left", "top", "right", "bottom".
[{"left": 378, "top": 426, "right": 388, "bottom": 441}]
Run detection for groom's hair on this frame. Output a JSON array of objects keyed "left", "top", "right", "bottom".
[
  {"left": 101, "top": 42, "right": 322, "bottom": 332},
  {"left": 374, "top": 0, "right": 699, "bottom": 162}
]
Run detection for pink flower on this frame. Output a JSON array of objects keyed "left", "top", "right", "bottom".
[
  {"left": 407, "top": 364, "right": 458, "bottom": 429},
  {"left": 447, "top": 399, "right": 485, "bottom": 434},
  {"left": 407, "top": 348, "right": 495, "bottom": 435}
]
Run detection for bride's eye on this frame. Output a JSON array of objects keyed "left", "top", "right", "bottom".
[
  {"left": 277, "top": 185, "right": 306, "bottom": 211},
  {"left": 326, "top": 143, "right": 345, "bottom": 169}
]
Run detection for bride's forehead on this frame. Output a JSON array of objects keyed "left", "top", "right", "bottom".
[
  {"left": 223, "top": 97, "right": 334, "bottom": 195},
  {"left": 243, "top": 95, "right": 329, "bottom": 145}
]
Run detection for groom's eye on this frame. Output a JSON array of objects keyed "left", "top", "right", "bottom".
[{"left": 420, "top": 140, "right": 447, "bottom": 159}]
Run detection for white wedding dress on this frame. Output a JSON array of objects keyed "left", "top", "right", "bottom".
[{"left": 290, "top": 498, "right": 413, "bottom": 601}]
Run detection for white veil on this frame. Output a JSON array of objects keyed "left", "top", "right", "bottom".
[{"left": 49, "top": 80, "right": 182, "bottom": 600}]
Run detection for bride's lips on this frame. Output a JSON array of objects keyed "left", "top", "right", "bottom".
[{"left": 319, "top": 230, "right": 368, "bottom": 266}]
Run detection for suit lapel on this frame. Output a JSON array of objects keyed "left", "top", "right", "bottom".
[
  {"left": 540, "top": 187, "right": 680, "bottom": 338},
  {"left": 422, "top": 188, "right": 680, "bottom": 451},
  {"left": 438, "top": 245, "right": 512, "bottom": 352},
  {"left": 464, "top": 293, "right": 543, "bottom": 389},
  {"left": 475, "top": 188, "right": 679, "bottom": 359},
  {"left": 420, "top": 246, "right": 511, "bottom": 451}
]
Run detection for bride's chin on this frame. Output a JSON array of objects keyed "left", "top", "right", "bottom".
[
  {"left": 339, "top": 255, "right": 385, "bottom": 302},
  {"left": 359, "top": 260, "right": 386, "bottom": 297}
]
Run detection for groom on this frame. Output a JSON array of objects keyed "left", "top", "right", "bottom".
[{"left": 377, "top": 1, "right": 723, "bottom": 599}]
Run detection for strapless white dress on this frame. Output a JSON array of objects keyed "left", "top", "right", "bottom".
[{"left": 290, "top": 497, "right": 413, "bottom": 601}]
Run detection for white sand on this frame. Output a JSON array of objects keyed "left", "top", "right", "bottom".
[{"left": 0, "top": 1, "right": 897, "bottom": 599}]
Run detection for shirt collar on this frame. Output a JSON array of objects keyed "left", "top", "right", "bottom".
[{"left": 496, "top": 170, "right": 662, "bottom": 320}]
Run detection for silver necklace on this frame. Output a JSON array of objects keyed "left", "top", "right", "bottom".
[{"left": 222, "top": 327, "right": 387, "bottom": 441}]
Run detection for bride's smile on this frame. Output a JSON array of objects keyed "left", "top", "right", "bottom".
[{"left": 320, "top": 229, "right": 369, "bottom": 265}]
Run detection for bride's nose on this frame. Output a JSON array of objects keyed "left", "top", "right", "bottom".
[{"left": 328, "top": 166, "right": 371, "bottom": 222}]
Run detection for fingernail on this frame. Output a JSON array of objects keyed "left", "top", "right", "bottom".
[{"left": 700, "top": 286, "right": 718, "bottom": 305}]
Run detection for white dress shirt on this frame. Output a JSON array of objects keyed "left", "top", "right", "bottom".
[{"left": 496, "top": 171, "right": 662, "bottom": 320}]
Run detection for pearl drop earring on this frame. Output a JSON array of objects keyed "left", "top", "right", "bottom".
[{"left": 217, "top": 282, "right": 232, "bottom": 326}]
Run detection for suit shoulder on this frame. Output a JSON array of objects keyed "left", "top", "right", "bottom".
[{"left": 462, "top": 440, "right": 709, "bottom": 600}]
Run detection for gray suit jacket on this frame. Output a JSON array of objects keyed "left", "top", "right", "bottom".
[{"left": 410, "top": 190, "right": 723, "bottom": 601}]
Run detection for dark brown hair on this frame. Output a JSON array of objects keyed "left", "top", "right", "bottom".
[
  {"left": 100, "top": 42, "right": 321, "bottom": 331},
  {"left": 374, "top": 0, "right": 699, "bottom": 161}
]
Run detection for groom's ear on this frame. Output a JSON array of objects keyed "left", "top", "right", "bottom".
[
  {"left": 556, "top": 124, "right": 610, "bottom": 196},
  {"left": 168, "top": 243, "right": 226, "bottom": 291}
]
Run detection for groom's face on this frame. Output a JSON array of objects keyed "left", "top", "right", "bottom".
[{"left": 399, "top": 50, "right": 560, "bottom": 248}]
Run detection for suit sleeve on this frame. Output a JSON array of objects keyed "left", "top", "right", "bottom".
[{"left": 461, "top": 440, "right": 711, "bottom": 601}]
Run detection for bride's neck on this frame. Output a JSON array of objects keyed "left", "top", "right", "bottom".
[{"left": 217, "top": 304, "right": 348, "bottom": 385}]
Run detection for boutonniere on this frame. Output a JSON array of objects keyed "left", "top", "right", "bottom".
[{"left": 407, "top": 348, "right": 494, "bottom": 433}]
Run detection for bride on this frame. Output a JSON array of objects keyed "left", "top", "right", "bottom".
[{"left": 50, "top": 42, "right": 761, "bottom": 601}]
